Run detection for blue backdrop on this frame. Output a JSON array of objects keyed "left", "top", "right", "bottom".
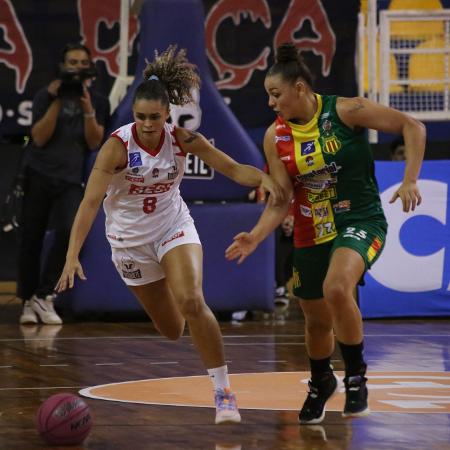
[{"left": 359, "top": 160, "right": 450, "bottom": 318}]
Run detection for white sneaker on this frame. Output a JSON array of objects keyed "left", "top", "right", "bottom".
[
  {"left": 30, "top": 295, "right": 63, "bottom": 325},
  {"left": 19, "top": 300, "right": 38, "bottom": 324},
  {"left": 214, "top": 388, "right": 241, "bottom": 424}
]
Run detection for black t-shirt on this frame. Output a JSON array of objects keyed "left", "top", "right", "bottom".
[{"left": 27, "top": 87, "right": 110, "bottom": 184}]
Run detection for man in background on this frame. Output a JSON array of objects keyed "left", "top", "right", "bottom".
[{"left": 18, "top": 43, "right": 110, "bottom": 325}]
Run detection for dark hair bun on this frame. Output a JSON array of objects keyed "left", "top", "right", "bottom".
[{"left": 276, "top": 43, "right": 299, "bottom": 63}]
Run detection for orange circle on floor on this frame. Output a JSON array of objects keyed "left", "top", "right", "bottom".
[{"left": 80, "top": 371, "right": 450, "bottom": 414}]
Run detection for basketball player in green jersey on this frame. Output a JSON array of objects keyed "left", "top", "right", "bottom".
[{"left": 226, "top": 43, "right": 425, "bottom": 424}]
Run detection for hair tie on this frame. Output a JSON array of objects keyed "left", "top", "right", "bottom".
[{"left": 148, "top": 74, "right": 159, "bottom": 81}]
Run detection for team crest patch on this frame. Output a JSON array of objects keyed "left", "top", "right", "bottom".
[
  {"left": 321, "top": 120, "right": 341, "bottom": 154},
  {"left": 121, "top": 258, "right": 142, "bottom": 280},
  {"left": 129, "top": 152, "right": 142, "bottom": 168},
  {"left": 323, "top": 136, "right": 342, "bottom": 154}
]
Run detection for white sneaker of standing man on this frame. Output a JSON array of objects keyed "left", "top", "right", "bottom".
[
  {"left": 30, "top": 294, "right": 63, "bottom": 325},
  {"left": 19, "top": 300, "right": 39, "bottom": 324}
]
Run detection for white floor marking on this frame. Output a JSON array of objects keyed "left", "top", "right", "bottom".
[
  {"left": 95, "top": 363, "right": 124, "bottom": 366},
  {"left": 39, "top": 364, "right": 69, "bottom": 367}
]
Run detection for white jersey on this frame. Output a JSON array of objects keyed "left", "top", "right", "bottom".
[{"left": 103, "top": 122, "right": 190, "bottom": 248}]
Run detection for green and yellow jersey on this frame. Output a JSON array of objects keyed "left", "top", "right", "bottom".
[{"left": 275, "top": 94, "right": 386, "bottom": 249}]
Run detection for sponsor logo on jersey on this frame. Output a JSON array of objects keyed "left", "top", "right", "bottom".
[
  {"left": 275, "top": 135, "right": 291, "bottom": 143},
  {"left": 276, "top": 123, "right": 287, "bottom": 130},
  {"left": 320, "top": 112, "right": 330, "bottom": 120},
  {"left": 161, "top": 230, "right": 185, "bottom": 247},
  {"left": 167, "top": 165, "right": 179, "bottom": 180},
  {"left": 313, "top": 206, "right": 329, "bottom": 218},
  {"left": 107, "top": 233, "right": 124, "bottom": 242},
  {"left": 333, "top": 200, "right": 351, "bottom": 214},
  {"left": 301, "top": 141, "right": 315, "bottom": 155},
  {"left": 322, "top": 119, "right": 332, "bottom": 131},
  {"left": 307, "top": 186, "right": 337, "bottom": 203},
  {"left": 125, "top": 175, "right": 144, "bottom": 183},
  {"left": 128, "top": 182, "right": 174, "bottom": 195},
  {"left": 129, "top": 152, "right": 142, "bottom": 168},
  {"left": 280, "top": 155, "right": 291, "bottom": 161},
  {"left": 305, "top": 156, "right": 314, "bottom": 167},
  {"left": 300, "top": 162, "right": 341, "bottom": 179},
  {"left": 299, "top": 205, "right": 312, "bottom": 217},
  {"left": 121, "top": 258, "right": 142, "bottom": 279},
  {"left": 152, "top": 168, "right": 159, "bottom": 178},
  {"left": 299, "top": 178, "right": 336, "bottom": 191}
]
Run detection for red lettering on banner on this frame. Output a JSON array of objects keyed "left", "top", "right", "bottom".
[
  {"left": 274, "top": 0, "right": 336, "bottom": 76},
  {"left": 205, "top": 0, "right": 271, "bottom": 90},
  {"left": 0, "top": 0, "right": 32, "bottom": 93},
  {"left": 77, "top": 0, "right": 138, "bottom": 76}
]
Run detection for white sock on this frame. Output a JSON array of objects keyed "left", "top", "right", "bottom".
[{"left": 207, "top": 365, "right": 230, "bottom": 391}]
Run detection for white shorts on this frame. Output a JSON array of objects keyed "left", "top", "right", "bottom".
[{"left": 111, "top": 218, "right": 201, "bottom": 286}]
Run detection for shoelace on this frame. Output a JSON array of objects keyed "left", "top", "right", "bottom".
[
  {"left": 216, "top": 391, "right": 235, "bottom": 410},
  {"left": 306, "top": 382, "right": 319, "bottom": 399},
  {"left": 345, "top": 376, "right": 365, "bottom": 392}
]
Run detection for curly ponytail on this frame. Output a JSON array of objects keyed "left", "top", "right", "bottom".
[{"left": 134, "top": 45, "right": 201, "bottom": 107}]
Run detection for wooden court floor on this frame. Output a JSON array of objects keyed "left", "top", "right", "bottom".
[{"left": 0, "top": 299, "right": 449, "bottom": 450}]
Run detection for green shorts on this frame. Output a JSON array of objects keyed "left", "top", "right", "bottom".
[{"left": 292, "top": 220, "right": 387, "bottom": 300}]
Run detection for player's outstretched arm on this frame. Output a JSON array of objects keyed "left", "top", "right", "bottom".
[{"left": 175, "top": 127, "right": 285, "bottom": 206}]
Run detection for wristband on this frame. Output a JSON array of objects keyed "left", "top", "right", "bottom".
[{"left": 83, "top": 110, "right": 95, "bottom": 118}]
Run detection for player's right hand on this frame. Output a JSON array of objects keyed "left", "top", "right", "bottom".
[{"left": 55, "top": 258, "right": 87, "bottom": 292}]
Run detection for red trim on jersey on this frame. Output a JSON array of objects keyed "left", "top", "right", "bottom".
[
  {"left": 274, "top": 117, "right": 317, "bottom": 248},
  {"left": 110, "top": 134, "right": 129, "bottom": 171},
  {"left": 274, "top": 117, "right": 298, "bottom": 178},
  {"left": 131, "top": 123, "right": 165, "bottom": 156}
]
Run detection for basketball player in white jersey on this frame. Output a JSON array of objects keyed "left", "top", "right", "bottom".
[{"left": 56, "top": 46, "right": 284, "bottom": 424}]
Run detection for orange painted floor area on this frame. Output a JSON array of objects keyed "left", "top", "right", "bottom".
[{"left": 81, "top": 370, "right": 450, "bottom": 414}]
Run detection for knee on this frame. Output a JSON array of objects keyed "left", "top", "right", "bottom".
[
  {"left": 156, "top": 323, "right": 184, "bottom": 341},
  {"left": 304, "top": 314, "right": 333, "bottom": 336},
  {"left": 323, "top": 278, "right": 352, "bottom": 307},
  {"left": 176, "top": 290, "right": 205, "bottom": 320}
]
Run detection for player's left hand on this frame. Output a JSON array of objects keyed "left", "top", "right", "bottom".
[
  {"left": 225, "top": 232, "right": 258, "bottom": 264},
  {"left": 389, "top": 181, "right": 422, "bottom": 212}
]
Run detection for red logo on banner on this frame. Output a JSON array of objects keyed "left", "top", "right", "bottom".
[
  {"left": 0, "top": 0, "right": 32, "bottom": 93},
  {"left": 274, "top": 0, "right": 336, "bottom": 76},
  {"left": 205, "top": 0, "right": 336, "bottom": 89},
  {"left": 78, "top": 0, "right": 138, "bottom": 76},
  {"left": 205, "top": 0, "right": 272, "bottom": 90}
]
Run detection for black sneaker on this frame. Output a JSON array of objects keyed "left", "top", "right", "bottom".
[
  {"left": 342, "top": 375, "right": 370, "bottom": 418},
  {"left": 298, "top": 373, "right": 339, "bottom": 424}
]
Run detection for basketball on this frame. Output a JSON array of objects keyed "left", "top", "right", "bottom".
[{"left": 36, "top": 393, "right": 92, "bottom": 445}]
